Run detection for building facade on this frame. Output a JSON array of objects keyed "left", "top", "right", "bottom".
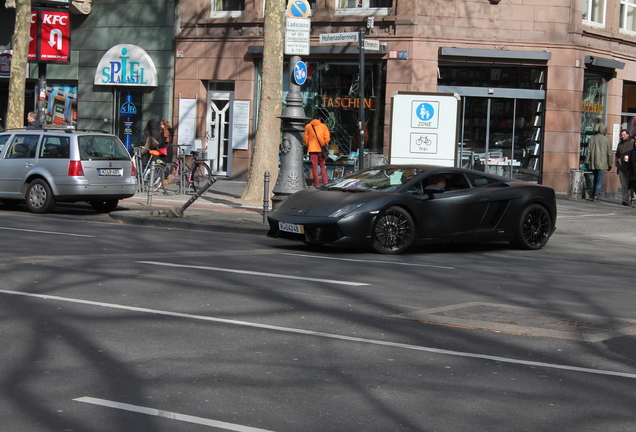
[
  {"left": 173, "top": 0, "right": 636, "bottom": 197},
  {"left": 0, "top": 0, "right": 175, "bottom": 150}
]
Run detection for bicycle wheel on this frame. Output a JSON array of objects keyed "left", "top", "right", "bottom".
[
  {"left": 142, "top": 164, "right": 165, "bottom": 192},
  {"left": 162, "top": 163, "right": 182, "bottom": 195},
  {"left": 190, "top": 163, "right": 212, "bottom": 192}
]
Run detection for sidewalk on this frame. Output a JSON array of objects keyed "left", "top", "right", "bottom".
[
  {"left": 109, "top": 178, "right": 635, "bottom": 237},
  {"left": 109, "top": 178, "right": 270, "bottom": 235}
]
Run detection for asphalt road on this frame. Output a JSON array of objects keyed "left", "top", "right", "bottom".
[{"left": 1, "top": 205, "right": 636, "bottom": 432}]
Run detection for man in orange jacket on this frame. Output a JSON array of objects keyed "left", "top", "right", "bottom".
[{"left": 304, "top": 113, "right": 331, "bottom": 186}]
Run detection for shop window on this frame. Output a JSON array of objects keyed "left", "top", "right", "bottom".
[
  {"left": 580, "top": 71, "right": 607, "bottom": 171},
  {"left": 583, "top": 0, "right": 605, "bottom": 26},
  {"left": 211, "top": 0, "right": 245, "bottom": 17},
  {"left": 336, "top": 0, "right": 391, "bottom": 15},
  {"left": 620, "top": 0, "right": 636, "bottom": 33},
  {"left": 282, "top": 61, "right": 386, "bottom": 157}
]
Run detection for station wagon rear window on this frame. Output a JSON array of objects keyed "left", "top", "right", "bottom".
[{"left": 78, "top": 136, "right": 130, "bottom": 160}]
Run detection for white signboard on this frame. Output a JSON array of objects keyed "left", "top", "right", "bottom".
[
  {"left": 232, "top": 100, "right": 250, "bottom": 150},
  {"left": 389, "top": 92, "right": 460, "bottom": 166},
  {"left": 177, "top": 98, "right": 197, "bottom": 152},
  {"left": 285, "top": 17, "right": 310, "bottom": 55},
  {"left": 364, "top": 40, "right": 380, "bottom": 51},
  {"left": 319, "top": 32, "right": 358, "bottom": 44},
  {"left": 94, "top": 44, "right": 158, "bottom": 87}
]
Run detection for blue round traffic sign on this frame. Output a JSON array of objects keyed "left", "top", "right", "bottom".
[
  {"left": 288, "top": 0, "right": 311, "bottom": 18},
  {"left": 293, "top": 61, "right": 308, "bottom": 86},
  {"left": 415, "top": 103, "right": 435, "bottom": 121}
]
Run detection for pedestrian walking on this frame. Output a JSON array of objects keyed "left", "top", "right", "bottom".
[
  {"left": 26, "top": 111, "right": 43, "bottom": 130},
  {"left": 585, "top": 123, "right": 612, "bottom": 201},
  {"left": 615, "top": 129, "right": 635, "bottom": 206},
  {"left": 304, "top": 113, "right": 330, "bottom": 186}
]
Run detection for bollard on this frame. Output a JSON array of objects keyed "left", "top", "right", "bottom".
[
  {"left": 568, "top": 169, "right": 584, "bottom": 201},
  {"left": 263, "top": 171, "right": 270, "bottom": 225},
  {"left": 146, "top": 160, "right": 155, "bottom": 206},
  {"left": 166, "top": 176, "right": 217, "bottom": 218}
]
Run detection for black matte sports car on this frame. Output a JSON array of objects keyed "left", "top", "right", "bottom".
[{"left": 267, "top": 165, "right": 557, "bottom": 254}]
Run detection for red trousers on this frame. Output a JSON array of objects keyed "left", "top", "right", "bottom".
[{"left": 309, "top": 152, "right": 328, "bottom": 186}]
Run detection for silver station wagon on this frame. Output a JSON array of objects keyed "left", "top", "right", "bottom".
[{"left": 0, "top": 129, "right": 136, "bottom": 213}]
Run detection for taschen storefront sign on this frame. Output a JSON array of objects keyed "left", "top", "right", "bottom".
[{"left": 94, "top": 44, "right": 157, "bottom": 87}]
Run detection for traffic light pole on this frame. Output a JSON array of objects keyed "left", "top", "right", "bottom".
[{"left": 358, "top": 29, "right": 365, "bottom": 171}]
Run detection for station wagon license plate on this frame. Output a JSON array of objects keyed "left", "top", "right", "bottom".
[
  {"left": 279, "top": 222, "right": 304, "bottom": 234},
  {"left": 97, "top": 168, "right": 123, "bottom": 176}
]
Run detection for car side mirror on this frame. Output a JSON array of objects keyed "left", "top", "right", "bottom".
[{"left": 424, "top": 185, "right": 445, "bottom": 198}]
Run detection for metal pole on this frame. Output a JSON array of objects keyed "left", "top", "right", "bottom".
[
  {"left": 146, "top": 160, "right": 155, "bottom": 206},
  {"left": 358, "top": 29, "right": 365, "bottom": 171},
  {"left": 263, "top": 171, "right": 270, "bottom": 224},
  {"left": 167, "top": 176, "right": 217, "bottom": 218}
]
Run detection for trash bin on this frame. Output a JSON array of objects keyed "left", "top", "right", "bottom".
[{"left": 569, "top": 169, "right": 584, "bottom": 200}]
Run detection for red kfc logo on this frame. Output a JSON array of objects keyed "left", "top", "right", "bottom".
[{"left": 29, "top": 9, "right": 71, "bottom": 63}]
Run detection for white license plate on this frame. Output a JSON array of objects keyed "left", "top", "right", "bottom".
[
  {"left": 98, "top": 168, "right": 122, "bottom": 176},
  {"left": 279, "top": 222, "right": 304, "bottom": 234}
]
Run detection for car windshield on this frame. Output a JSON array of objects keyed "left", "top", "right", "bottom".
[
  {"left": 78, "top": 135, "right": 130, "bottom": 160},
  {"left": 324, "top": 167, "right": 424, "bottom": 193}
]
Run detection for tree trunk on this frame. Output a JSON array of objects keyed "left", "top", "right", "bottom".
[
  {"left": 6, "top": 0, "right": 31, "bottom": 129},
  {"left": 241, "top": 0, "right": 285, "bottom": 203}
]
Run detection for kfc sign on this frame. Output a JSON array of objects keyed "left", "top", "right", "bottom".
[{"left": 28, "top": 9, "right": 71, "bottom": 63}]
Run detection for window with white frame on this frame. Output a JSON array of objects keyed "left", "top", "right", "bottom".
[
  {"left": 621, "top": 0, "right": 636, "bottom": 33},
  {"left": 582, "top": 0, "right": 605, "bottom": 26},
  {"left": 211, "top": 0, "right": 245, "bottom": 17},
  {"left": 336, "top": 0, "right": 392, "bottom": 16}
]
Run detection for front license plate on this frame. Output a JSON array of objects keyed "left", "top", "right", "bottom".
[
  {"left": 279, "top": 222, "right": 304, "bottom": 234},
  {"left": 97, "top": 168, "right": 122, "bottom": 176}
]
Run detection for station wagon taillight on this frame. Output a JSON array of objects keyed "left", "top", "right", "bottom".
[
  {"left": 68, "top": 161, "right": 84, "bottom": 176},
  {"left": 131, "top": 161, "right": 136, "bottom": 177}
]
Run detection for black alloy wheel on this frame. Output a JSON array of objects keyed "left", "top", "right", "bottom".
[
  {"left": 372, "top": 206, "right": 415, "bottom": 254},
  {"left": 512, "top": 203, "right": 552, "bottom": 250},
  {"left": 26, "top": 179, "right": 56, "bottom": 214}
]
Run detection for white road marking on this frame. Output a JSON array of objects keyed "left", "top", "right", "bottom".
[
  {"left": 558, "top": 213, "right": 617, "bottom": 218},
  {"left": 136, "top": 261, "right": 369, "bottom": 286},
  {"left": 2, "top": 288, "right": 636, "bottom": 380},
  {"left": 285, "top": 253, "right": 455, "bottom": 270},
  {"left": 0, "top": 226, "right": 94, "bottom": 238},
  {"left": 74, "top": 397, "right": 274, "bottom": 431}
]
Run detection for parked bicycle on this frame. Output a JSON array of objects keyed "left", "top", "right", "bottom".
[
  {"left": 162, "top": 145, "right": 212, "bottom": 195},
  {"left": 131, "top": 145, "right": 165, "bottom": 192}
]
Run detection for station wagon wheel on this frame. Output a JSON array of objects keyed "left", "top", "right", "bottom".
[
  {"left": 26, "top": 179, "right": 56, "bottom": 214},
  {"left": 512, "top": 203, "right": 552, "bottom": 250},
  {"left": 372, "top": 206, "right": 415, "bottom": 254},
  {"left": 90, "top": 199, "right": 119, "bottom": 213}
]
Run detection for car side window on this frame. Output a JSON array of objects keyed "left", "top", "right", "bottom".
[
  {"left": 0, "top": 135, "right": 9, "bottom": 155},
  {"left": 5, "top": 135, "right": 40, "bottom": 159},
  {"left": 405, "top": 181, "right": 423, "bottom": 195},
  {"left": 40, "top": 136, "right": 70, "bottom": 159},
  {"left": 465, "top": 172, "right": 500, "bottom": 188}
]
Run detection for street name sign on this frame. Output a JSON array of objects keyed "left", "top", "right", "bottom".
[
  {"left": 319, "top": 32, "right": 359, "bottom": 44},
  {"left": 364, "top": 39, "right": 380, "bottom": 51}
]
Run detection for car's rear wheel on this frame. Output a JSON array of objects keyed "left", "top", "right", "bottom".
[
  {"left": 26, "top": 179, "right": 56, "bottom": 213},
  {"left": 372, "top": 206, "right": 415, "bottom": 254},
  {"left": 512, "top": 203, "right": 552, "bottom": 250},
  {"left": 90, "top": 199, "right": 119, "bottom": 213}
]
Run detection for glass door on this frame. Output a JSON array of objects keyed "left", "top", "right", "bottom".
[{"left": 460, "top": 97, "right": 543, "bottom": 182}]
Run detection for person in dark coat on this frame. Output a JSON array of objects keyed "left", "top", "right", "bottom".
[
  {"left": 140, "top": 119, "right": 162, "bottom": 168},
  {"left": 26, "top": 111, "right": 43, "bottom": 130}
]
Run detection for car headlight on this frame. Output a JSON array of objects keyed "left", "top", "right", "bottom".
[{"left": 330, "top": 203, "right": 365, "bottom": 218}]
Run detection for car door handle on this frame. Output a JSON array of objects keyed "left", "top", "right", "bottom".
[{"left": 24, "top": 163, "right": 34, "bottom": 168}]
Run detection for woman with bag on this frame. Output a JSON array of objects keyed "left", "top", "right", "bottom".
[
  {"left": 304, "top": 113, "right": 331, "bottom": 186},
  {"left": 140, "top": 119, "right": 162, "bottom": 168},
  {"left": 160, "top": 119, "right": 174, "bottom": 163}
]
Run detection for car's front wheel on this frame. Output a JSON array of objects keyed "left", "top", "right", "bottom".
[
  {"left": 90, "top": 199, "right": 119, "bottom": 213},
  {"left": 372, "top": 206, "right": 415, "bottom": 254},
  {"left": 26, "top": 179, "right": 56, "bottom": 213},
  {"left": 512, "top": 203, "right": 552, "bottom": 250}
]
